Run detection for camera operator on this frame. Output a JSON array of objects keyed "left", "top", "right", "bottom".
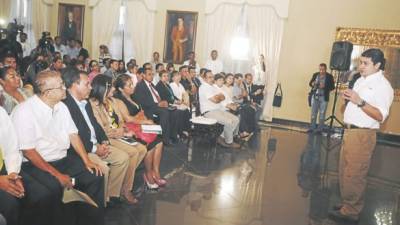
[
  {"left": 0, "top": 21, "right": 23, "bottom": 64},
  {"left": 24, "top": 52, "right": 50, "bottom": 85},
  {"left": 38, "top": 32, "right": 55, "bottom": 54}
]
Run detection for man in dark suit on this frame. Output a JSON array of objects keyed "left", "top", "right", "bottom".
[
  {"left": 243, "top": 73, "right": 264, "bottom": 105},
  {"left": 243, "top": 73, "right": 264, "bottom": 125},
  {"left": 61, "top": 67, "right": 129, "bottom": 204},
  {"left": 133, "top": 68, "right": 178, "bottom": 145},
  {"left": 76, "top": 40, "right": 89, "bottom": 61},
  {"left": 307, "top": 63, "right": 335, "bottom": 133}
]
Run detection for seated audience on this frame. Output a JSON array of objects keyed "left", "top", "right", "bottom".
[
  {"left": 166, "top": 62, "right": 175, "bottom": 74},
  {"left": 156, "top": 70, "right": 190, "bottom": 137},
  {"left": 103, "top": 59, "right": 119, "bottom": 79},
  {"left": 49, "top": 57, "right": 64, "bottom": 72},
  {"left": 61, "top": 68, "right": 131, "bottom": 204},
  {"left": 183, "top": 51, "right": 200, "bottom": 74},
  {"left": 199, "top": 71, "right": 240, "bottom": 148},
  {"left": 88, "top": 60, "right": 101, "bottom": 82},
  {"left": 215, "top": 74, "right": 256, "bottom": 138},
  {"left": 243, "top": 73, "right": 264, "bottom": 122},
  {"left": 117, "top": 60, "right": 126, "bottom": 74},
  {"left": 133, "top": 68, "right": 179, "bottom": 145},
  {"left": 126, "top": 62, "right": 139, "bottom": 87},
  {"left": 114, "top": 74, "right": 167, "bottom": 186},
  {"left": 89, "top": 75, "right": 151, "bottom": 201},
  {"left": 0, "top": 106, "right": 56, "bottom": 225},
  {"left": 232, "top": 73, "right": 247, "bottom": 104},
  {"left": 0, "top": 67, "right": 31, "bottom": 114},
  {"left": 98, "top": 45, "right": 111, "bottom": 69},
  {"left": 11, "top": 70, "right": 105, "bottom": 225}
]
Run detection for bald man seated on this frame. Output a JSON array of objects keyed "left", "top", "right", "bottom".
[{"left": 11, "top": 70, "right": 105, "bottom": 225}]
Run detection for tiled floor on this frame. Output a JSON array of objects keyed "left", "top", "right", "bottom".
[{"left": 105, "top": 127, "right": 400, "bottom": 225}]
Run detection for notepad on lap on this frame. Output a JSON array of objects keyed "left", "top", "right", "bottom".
[{"left": 141, "top": 125, "right": 162, "bottom": 134}]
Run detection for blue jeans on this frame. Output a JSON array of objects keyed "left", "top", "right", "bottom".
[{"left": 310, "top": 95, "right": 328, "bottom": 130}]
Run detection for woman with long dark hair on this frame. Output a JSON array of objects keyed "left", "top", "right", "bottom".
[
  {"left": 113, "top": 75, "right": 167, "bottom": 187},
  {"left": 89, "top": 75, "right": 149, "bottom": 204}
]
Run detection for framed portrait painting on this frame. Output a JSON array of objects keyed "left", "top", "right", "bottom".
[
  {"left": 163, "top": 10, "right": 198, "bottom": 64},
  {"left": 57, "top": 3, "right": 85, "bottom": 42}
]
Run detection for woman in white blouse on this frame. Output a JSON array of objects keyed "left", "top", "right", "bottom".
[{"left": 169, "top": 71, "right": 189, "bottom": 107}]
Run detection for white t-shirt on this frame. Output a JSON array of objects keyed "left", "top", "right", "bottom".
[
  {"left": 11, "top": 95, "right": 78, "bottom": 162},
  {"left": 199, "top": 82, "right": 222, "bottom": 113},
  {"left": 344, "top": 70, "right": 394, "bottom": 129},
  {"left": 205, "top": 59, "right": 223, "bottom": 74},
  {"left": 0, "top": 107, "right": 21, "bottom": 174},
  {"left": 169, "top": 82, "right": 186, "bottom": 100}
]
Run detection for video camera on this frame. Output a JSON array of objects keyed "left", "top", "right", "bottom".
[
  {"left": 0, "top": 19, "right": 24, "bottom": 59},
  {"left": 38, "top": 31, "right": 54, "bottom": 53}
]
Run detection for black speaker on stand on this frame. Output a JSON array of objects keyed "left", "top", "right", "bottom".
[{"left": 325, "top": 41, "right": 353, "bottom": 134}]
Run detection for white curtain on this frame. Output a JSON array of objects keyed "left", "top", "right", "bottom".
[
  {"left": 32, "top": 0, "right": 52, "bottom": 43},
  {"left": 10, "top": 0, "right": 36, "bottom": 48},
  {"left": 93, "top": 0, "right": 155, "bottom": 64},
  {"left": 92, "top": 0, "right": 121, "bottom": 60},
  {"left": 203, "top": 4, "right": 284, "bottom": 121}
]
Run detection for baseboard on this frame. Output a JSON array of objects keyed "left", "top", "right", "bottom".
[{"left": 263, "top": 118, "right": 400, "bottom": 147}]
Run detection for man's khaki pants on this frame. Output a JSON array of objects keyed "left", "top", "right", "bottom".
[
  {"left": 110, "top": 139, "right": 147, "bottom": 195},
  {"left": 88, "top": 146, "right": 130, "bottom": 203},
  {"left": 339, "top": 128, "right": 376, "bottom": 216}
]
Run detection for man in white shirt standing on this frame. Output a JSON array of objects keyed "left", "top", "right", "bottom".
[
  {"left": 54, "top": 36, "right": 67, "bottom": 57},
  {"left": 329, "top": 48, "right": 394, "bottom": 222},
  {"left": 18, "top": 33, "right": 34, "bottom": 58},
  {"left": 199, "top": 71, "right": 240, "bottom": 148},
  {"left": 11, "top": 70, "right": 105, "bottom": 225},
  {"left": 204, "top": 50, "right": 223, "bottom": 74}
]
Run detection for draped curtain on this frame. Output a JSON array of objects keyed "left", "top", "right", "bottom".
[
  {"left": 203, "top": 3, "right": 285, "bottom": 121},
  {"left": 92, "top": 0, "right": 155, "bottom": 64},
  {"left": 10, "top": 0, "right": 36, "bottom": 48}
]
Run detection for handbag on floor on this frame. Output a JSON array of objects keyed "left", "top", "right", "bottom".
[{"left": 273, "top": 83, "right": 283, "bottom": 107}]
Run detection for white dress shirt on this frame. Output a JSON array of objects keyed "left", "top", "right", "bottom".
[
  {"left": 54, "top": 44, "right": 67, "bottom": 57},
  {"left": 19, "top": 41, "right": 34, "bottom": 58},
  {"left": 205, "top": 59, "right": 223, "bottom": 74},
  {"left": 152, "top": 74, "right": 160, "bottom": 86},
  {"left": 199, "top": 82, "right": 222, "bottom": 114},
  {"left": 11, "top": 95, "right": 78, "bottom": 162},
  {"left": 0, "top": 107, "right": 22, "bottom": 174},
  {"left": 145, "top": 80, "right": 160, "bottom": 103},
  {"left": 344, "top": 70, "right": 394, "bottom": 129},
  {"left": 214, "top": 85, "right": 233, "bottom": 110},
  {"left": 169, "top": 82, "right": 186, "bottom": 100},
  {"left": 72, "top": 95, "right": 98, "bottom": 153},
  {"left": 127, "top": 72, "right": 138, "bottom": 88}
]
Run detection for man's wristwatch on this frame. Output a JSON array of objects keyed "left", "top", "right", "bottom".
[{"left": 357, "top": 99, "right": 366, "bottom": 108}]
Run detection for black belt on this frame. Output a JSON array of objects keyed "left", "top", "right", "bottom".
[{"left": 345, "top": 124, "right": 367, "bottom": 129}]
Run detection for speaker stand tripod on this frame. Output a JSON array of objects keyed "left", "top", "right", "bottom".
[{"left": 324, "top": 70, "right": 344, "bottom": 135}]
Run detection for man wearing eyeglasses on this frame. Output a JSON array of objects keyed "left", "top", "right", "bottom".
[{"left": 11, "top": 70, "right": 105, "bottom": 225}]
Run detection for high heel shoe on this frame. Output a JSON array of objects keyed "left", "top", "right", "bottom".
[
  {"left": 143, "top": 174, "right": 159, "bottom": 190},
  {"left": 153, "top": 176, "right": 167, "bottom": 187}
]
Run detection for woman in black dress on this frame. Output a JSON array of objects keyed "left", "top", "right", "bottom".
[{"left": 113, "top": 74, "right": 166, "bottom": 186}]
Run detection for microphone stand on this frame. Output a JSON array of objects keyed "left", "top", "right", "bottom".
[{"left": 324, "top": 70, "right": 344, "bottom": 136}]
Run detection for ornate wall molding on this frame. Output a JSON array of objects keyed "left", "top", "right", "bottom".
[{"left": 335, "top": 27, "right": 400, "bottom": 48}]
